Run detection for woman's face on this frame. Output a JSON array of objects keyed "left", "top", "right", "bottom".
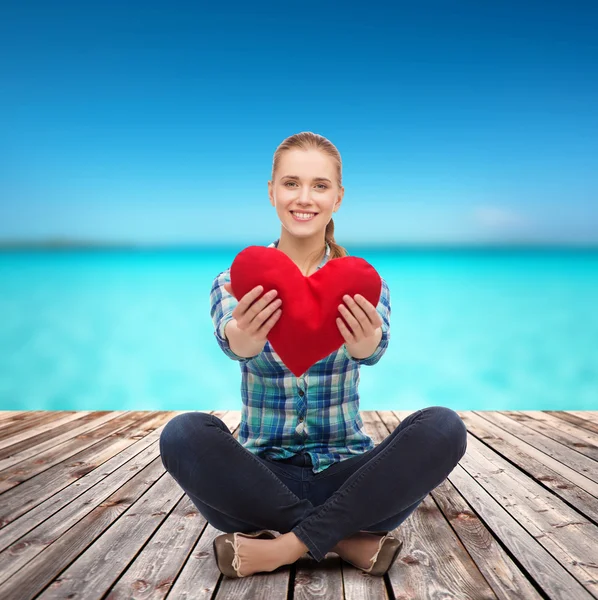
[{"left": 268, "top": 149, "right": 343, "bottom": 238}]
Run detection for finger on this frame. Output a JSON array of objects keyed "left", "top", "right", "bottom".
[
  {"left": 339, "top": 297, "right": 367, "bottom": 335},
  {"left": 355, "top": 294, "right": 383, "bottom": 329},
  {"left": 252, "top": 295, "right": 281, "bottom": 329},
  {"left": 231, "top": 284, "right": 263, "bottom": 322},
  {"left": 261, "top": 306, "right": 282, "bottom": 334},
  {"left": 238, "top": 285, "right": 265, "bottom": 311},
  {"left": 338, "top": 303, "right": 362, "bottom": 339},
  {"left": 336, "top": 316, "right": 355, "bottom": 343},
  {"left": 244, "top": 295, "right": 281, "bottom": 339},
  {"left": 250, "top": 290, "right": 280, "bottom": 318}
]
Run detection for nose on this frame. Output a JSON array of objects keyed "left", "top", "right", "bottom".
[{"left": 297, "top": 186, "right": 313, "bottom": 205}]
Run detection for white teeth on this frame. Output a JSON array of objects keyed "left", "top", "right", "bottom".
[{"left": 292, "top": 211, "right": 316, "bottom": 220}]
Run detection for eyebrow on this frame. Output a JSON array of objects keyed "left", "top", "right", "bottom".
[{"left": 281, "top": 175, "right": 332, "bottom": 183}]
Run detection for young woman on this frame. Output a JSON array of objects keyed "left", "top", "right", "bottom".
[{"left": 159, "top": 132, "right": 468, "bottom": 578}]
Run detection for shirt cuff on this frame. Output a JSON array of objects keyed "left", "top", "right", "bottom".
[
  {"left": 341, "top": 328, "right": 388, "bottom": 366},
  {"left": 214, "top": 316, "right": 254, "bottom": 362}
]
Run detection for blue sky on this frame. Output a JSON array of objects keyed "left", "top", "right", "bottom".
[{"left": 1, "top": 0, "right": 597, "bottom": 245}]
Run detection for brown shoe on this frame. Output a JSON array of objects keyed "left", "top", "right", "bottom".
[
  {"left": 342, "top": 531, "right": 404, "bottom": 576},
  {"left": 213, "top": 530, "right": 277, "bottom": 578}
]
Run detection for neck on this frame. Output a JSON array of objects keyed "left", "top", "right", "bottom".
[{"left": 277, "top": 230, "right": 327, "bottom": 276}]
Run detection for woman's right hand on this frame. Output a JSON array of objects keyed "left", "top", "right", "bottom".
[{"left": 223, "top": 282, "right": 282, "bottom": 343}]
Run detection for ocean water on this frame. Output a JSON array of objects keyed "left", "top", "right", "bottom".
[{"left": 0, "top": 247, "right": 597, "bottom": 412}]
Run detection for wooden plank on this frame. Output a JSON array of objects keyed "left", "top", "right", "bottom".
[
  {"left": 0, "top": 413, "right": 176, "bottom": 556},
  {"left": 105, "top": 495, "right": 209, "bottom": 599},
  {"left": 432, "top": 474, "right": 542, "bottom": 599},
  {"left": 566, "top": 412, "right": 598, "bottom": 426},
  {"left": 458, "top": 428, "right": 598, "bottom": 598},
  {"left": 0, "top": 452, "right": 164, "bottom": 600},
  {"left": 0, "top": 411, "right": 127, "bottom": 470},
  {"left": 459, "top": 411, "right": 598, "bottom": 522},
  {"left": 498, "top": 411, "right": 598, "bottom": 461},
  {"left": 0, "top": 412, "right": 73, "bottom": 441},
  {"left": 450, "top": 463, "right": 593, "bottom": 600},
  {"left": 476, "top": 411, "right": 598, "bottom": 485},
  {"left": 545, "top": 411, "right": 598, "bottom": 436},
  {"left": 0, "top": 411, "right": 95, "bottom": 451},
  {"left": 293, "top": 554, "right": 346, "bottom": 600},
  {"left": 0, "top": 412, "right": 168, "bottom": 528},
  {"left": 0, "top": 411, "right": 28, "bottom": 424},
  {"left": 0, "top": 411, "right": 160, "bottom": 495},
  {"left": 172, "top": 523, "right": 232, "bottom": 599},
  {"left": 35, "top": 459, "right": 183, "bottom": 598}
]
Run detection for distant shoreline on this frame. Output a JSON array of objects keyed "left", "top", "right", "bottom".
[{"left": 0, "top": 240, "right": 597, "bottom": 251}]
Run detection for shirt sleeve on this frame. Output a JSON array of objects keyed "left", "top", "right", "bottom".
[
  {"left": 210, "top": 268, "right": 256, "bottom": 362},
  {"left": 342, "top": 276, "right": 391, "bottom": 366}
]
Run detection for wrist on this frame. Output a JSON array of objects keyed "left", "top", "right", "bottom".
[
  {"left": 225, "top": 319, "right": 266, "bottom": 358},
  {"left": 345, "top": 327, "right": 382, "bottom": 359}
]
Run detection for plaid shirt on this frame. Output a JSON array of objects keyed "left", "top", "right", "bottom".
[{"left": 210, "top": 239, "right": 391, "bottom": 474}]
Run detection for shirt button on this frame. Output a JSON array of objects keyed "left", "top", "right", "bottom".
[
  {"left": 298, "top": 416, "right": 304, "bottom": 422},
  {"left": 298, "top": 389, "right": 304, "bottom": 396}
]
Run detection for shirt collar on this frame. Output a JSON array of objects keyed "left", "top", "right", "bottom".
[{"left": 268, "top": 239, "right": 331, "bottom": 271}]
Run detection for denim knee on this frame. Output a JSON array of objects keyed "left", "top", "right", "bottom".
[
  {"left": 159, "top": 411, "right": 213, "bottom": 471},
  {"left": 426, "top": 406, "right": 468, "bottom": 459}
]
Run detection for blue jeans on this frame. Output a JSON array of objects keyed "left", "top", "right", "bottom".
[{"left": 159, "top": 406, "right": 467, "bottom": 562}]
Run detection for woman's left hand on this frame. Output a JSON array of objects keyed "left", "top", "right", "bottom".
[{"left": 336, "top": 294, "right": 383, "bottom": 343}]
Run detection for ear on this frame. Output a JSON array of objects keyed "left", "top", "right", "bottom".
[
  {"left": 335, "top": 186, "right": 344, "bottom": 210},
  {"left": 268, "top": 181, "right": 275, "bottom": 207}
]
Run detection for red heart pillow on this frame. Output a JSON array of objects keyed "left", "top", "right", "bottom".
[{"left": 229, "top": 246, "right": 382, "bottom": 376}]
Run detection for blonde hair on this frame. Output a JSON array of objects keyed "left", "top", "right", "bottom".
[{"left": 272, "top": 132, "right": 349, "bottom": 271}]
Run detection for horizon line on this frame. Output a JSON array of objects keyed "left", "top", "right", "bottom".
[{"left": 1, "top": 238, "right": 597, "bottom": 250}]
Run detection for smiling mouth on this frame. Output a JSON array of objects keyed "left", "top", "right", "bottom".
[{"left": 289, "top": 210, "right": 318, "bottom": 221}]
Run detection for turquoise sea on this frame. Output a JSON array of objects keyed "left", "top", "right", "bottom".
[{"left": 0, "top": 247, "right": 597, "bottom": 412}]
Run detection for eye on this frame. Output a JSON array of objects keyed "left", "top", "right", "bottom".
[{"left": 284, "top": 181, "right": 328, "bottom": 189}]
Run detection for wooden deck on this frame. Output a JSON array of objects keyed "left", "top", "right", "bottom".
[{"left": 0, "top": 410, "right": 596, "bottom": 600}]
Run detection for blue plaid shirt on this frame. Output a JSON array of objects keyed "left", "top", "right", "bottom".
[{"left": 210, "top": 239, "right": 391, "bottom": 474}]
